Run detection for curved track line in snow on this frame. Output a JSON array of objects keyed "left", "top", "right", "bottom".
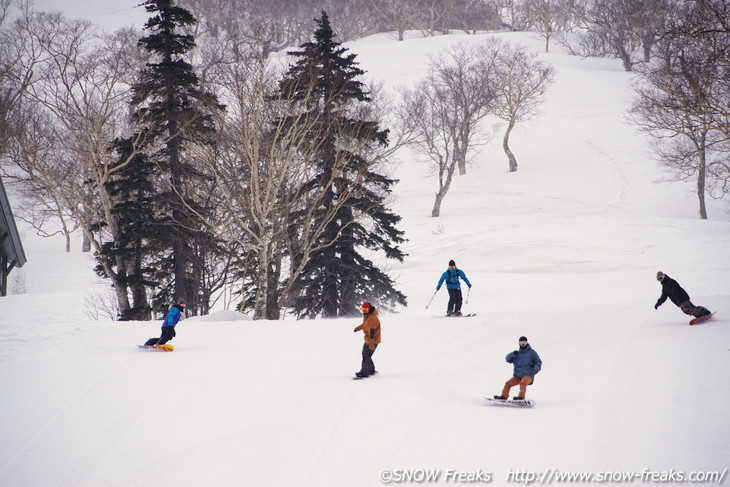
[
  {"left": 0, "top": 356, "right": 134, "bottom": 480},
  {"left": 384, "top": 320, "right": 488, "bottom": 454},
  {"left": 585, "top": 138, "right": 630, "bottom": 206},
  {"left": 58, "top": 350, "right": 206, "bottom": 487},
  {"left": 295, "top": 382, "right": 360, "bottom": 487}
]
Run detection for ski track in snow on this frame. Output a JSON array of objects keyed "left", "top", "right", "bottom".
[
  {"left": 59, "top": 350, "right": 204, "bottom": 487},
  {"left": 586, "top": 138, "right": 630, "bottom": 206},
  {"left": 295, "top": 380, "right": 360, "bottom": 487},
  {"left": 387, "top": 319, "right": 489, "bottom": 455},
  {"left": 0, "top": 355, "right": 135, "bottom": 480}
]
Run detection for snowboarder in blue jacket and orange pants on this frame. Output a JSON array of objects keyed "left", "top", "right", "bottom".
[
  {"left": 144, "top": 298, "right": 186, "bottom": 346},
  {"left": 437, "top": 260, "right": 471, "bottom": 316},
  {"left": 495, "top": 336, "right": 542, "bottom": 400}
]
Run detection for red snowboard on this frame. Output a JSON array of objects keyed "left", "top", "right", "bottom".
[{"left": 689, "top": 312, "right": 715, "bottom": 325}]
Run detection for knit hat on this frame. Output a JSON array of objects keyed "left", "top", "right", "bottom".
[
  {"left": 449, "top": 260, "right": 456, "bottom": 267},
  {"left": 177, "top": 297, "right": 186, "bottom": 306},
  {"left": 519, "top": 336, "right": 528, "bottom": 342}
]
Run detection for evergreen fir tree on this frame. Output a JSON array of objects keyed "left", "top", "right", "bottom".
[
  {"left": 275, "top": 11, "right": 407, "bottom": 318},
  {"left": 131, "top": 0, "right": 223, "bottom": 314},
  {"left": 92, "top": 136, "right": 162, "bottom": 320}
]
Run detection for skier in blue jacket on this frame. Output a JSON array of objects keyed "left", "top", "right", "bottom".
[
  {"left": 144, "top": 298, "right": 186, "bottom": 346},
  {"left": 436, "top": 259, "right": 471, "bottom": 316},
  {"left": 495, "top": 336, "right": 542, "bottom": 400}
]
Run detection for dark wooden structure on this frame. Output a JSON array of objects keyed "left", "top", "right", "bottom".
[{"left": 0, "top": 177, "right": 26, "bottom": 296}]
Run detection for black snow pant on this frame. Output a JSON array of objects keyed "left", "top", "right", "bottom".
[
  {"left": 144, "top": 326, "right": 176, "bottom": 346},
  {"left": 679, "top": 301, "right": 711, "bottom": 318},
  {"left": 447, "top": 288, "right": 463, "bottom": 314},
  {"left": 359, "top": 343, "right": 378, "bottom": 376}
]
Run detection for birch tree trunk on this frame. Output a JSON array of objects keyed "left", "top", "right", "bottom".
[
  {"left": 697, "top": 140, "right": 707, "bottom": 220},
  {"left": 432, "top": 156, "right": 457, "bottom": 217},
  {"left": 503, "top": 119, "right": 518, "bottom": 172}
]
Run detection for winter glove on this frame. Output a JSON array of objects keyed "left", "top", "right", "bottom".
[
  {"left": 468, "top": 284, "right": 472, "bottom": 288},
  {"left": 513, "top": 351, "right": 519, "bottom": 357},
  {"left": 436, "top": 286, "right": 441, "bottom": 291},
  {"left": 533, "top": 370, "right": 538, "bottom": 375},
  {"left": 654, "top": 304, "right": 659, "bottom": 310}
]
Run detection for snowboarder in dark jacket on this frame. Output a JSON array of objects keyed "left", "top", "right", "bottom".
[
  {"left": 436, "top": 260, "right": 471, "bottom": 316},
  {"left": 144, "top": 298, "right": 186, "bottom": 346},
  {"left": 654, "top": 272, "right": 711, "bottom": 318},
  {"left": 495, "top": 336, "right": 542, "bottom": 400}
]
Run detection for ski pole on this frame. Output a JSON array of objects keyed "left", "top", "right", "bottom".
[
  {"left": 466, "top": 286, "right": 471, "bottom": 304},
  {"left": 426, "top": 289, "right": 439, "bottom": 309}
]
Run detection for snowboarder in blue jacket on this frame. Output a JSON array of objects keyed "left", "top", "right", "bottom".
[
  {"left": 495, "top": 336, "right": 542, "bottom": 400},
  {"left": 436, "top": 259, "right": 471, "bottom": 316},
  {"left": 144, "top": 298, "right": 186, "bottom": 346}
]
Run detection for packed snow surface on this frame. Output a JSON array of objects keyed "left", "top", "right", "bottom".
[{"left": 1, "top": 6, "right": 729, "bottom": 487}]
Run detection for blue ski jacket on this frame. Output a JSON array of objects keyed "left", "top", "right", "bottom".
[
  {"left": 505, "top": 345, "right": 542, "bottom": 379},
  {"left": 437, "top": 268, "right": 471, "bottom": 289},
  {"left": 161, "top": 305, "right": 183, "bottom": 328}
]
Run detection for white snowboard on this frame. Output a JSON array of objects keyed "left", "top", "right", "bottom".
[{"left": 484, "top": 396, "right": 536, "bottom": 408}]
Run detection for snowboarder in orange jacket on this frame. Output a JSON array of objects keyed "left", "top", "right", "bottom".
[{"left": 354, "top": 302, "right": 380, "bottom": 378}]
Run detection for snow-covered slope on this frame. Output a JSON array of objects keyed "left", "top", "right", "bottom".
[{"left": 1, "top": 25, "right": 729, "bottom": 487}]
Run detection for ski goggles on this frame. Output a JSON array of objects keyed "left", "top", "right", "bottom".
[
  {"left": 519, "top": 340, "right": 528, "bottom": 346},
  {"left": 361, "top": 305, "right": 370, "bottom": 313}
]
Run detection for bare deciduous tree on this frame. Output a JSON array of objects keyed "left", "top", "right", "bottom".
[
  {"left": 0, "top": 0, "right": 34, "bottom": 156},
  {"left": 492, "top": 0, "right": 531, "bottom": 31},
  {"left": 180, "top": 0, "right": 502, "bottom": 53},
  {"left": 486, "top": 39, "right": 555, "bottom": 172},
  {"left": 629, "top": 58, "right": 720, "bottom": 219},
  {"left": 628, "top": 0, "right": 730, "bottom": 219},
  {"left": 200, "top": 54, "right": 406, "bottom": 318},
  {"left": 0, "top": 10, "right": 179, "bottom": 317},
  {"left": 4, "top": 103, "right": 80, "bottom": 252},
  {"left": 368, "top": 0, "right": 420, "bottom": 40},
  {"left": 575, "top": 0, "right": 674, "bottom": 71},
  {"left": 201, "top": 57, "right": 326, "bottom": 319},
  {"left": 400, "top": 41, "right": 498, "bottom": 217},
  {"left": 524, "top": 0, "right": 584, "bottom": 52}
]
